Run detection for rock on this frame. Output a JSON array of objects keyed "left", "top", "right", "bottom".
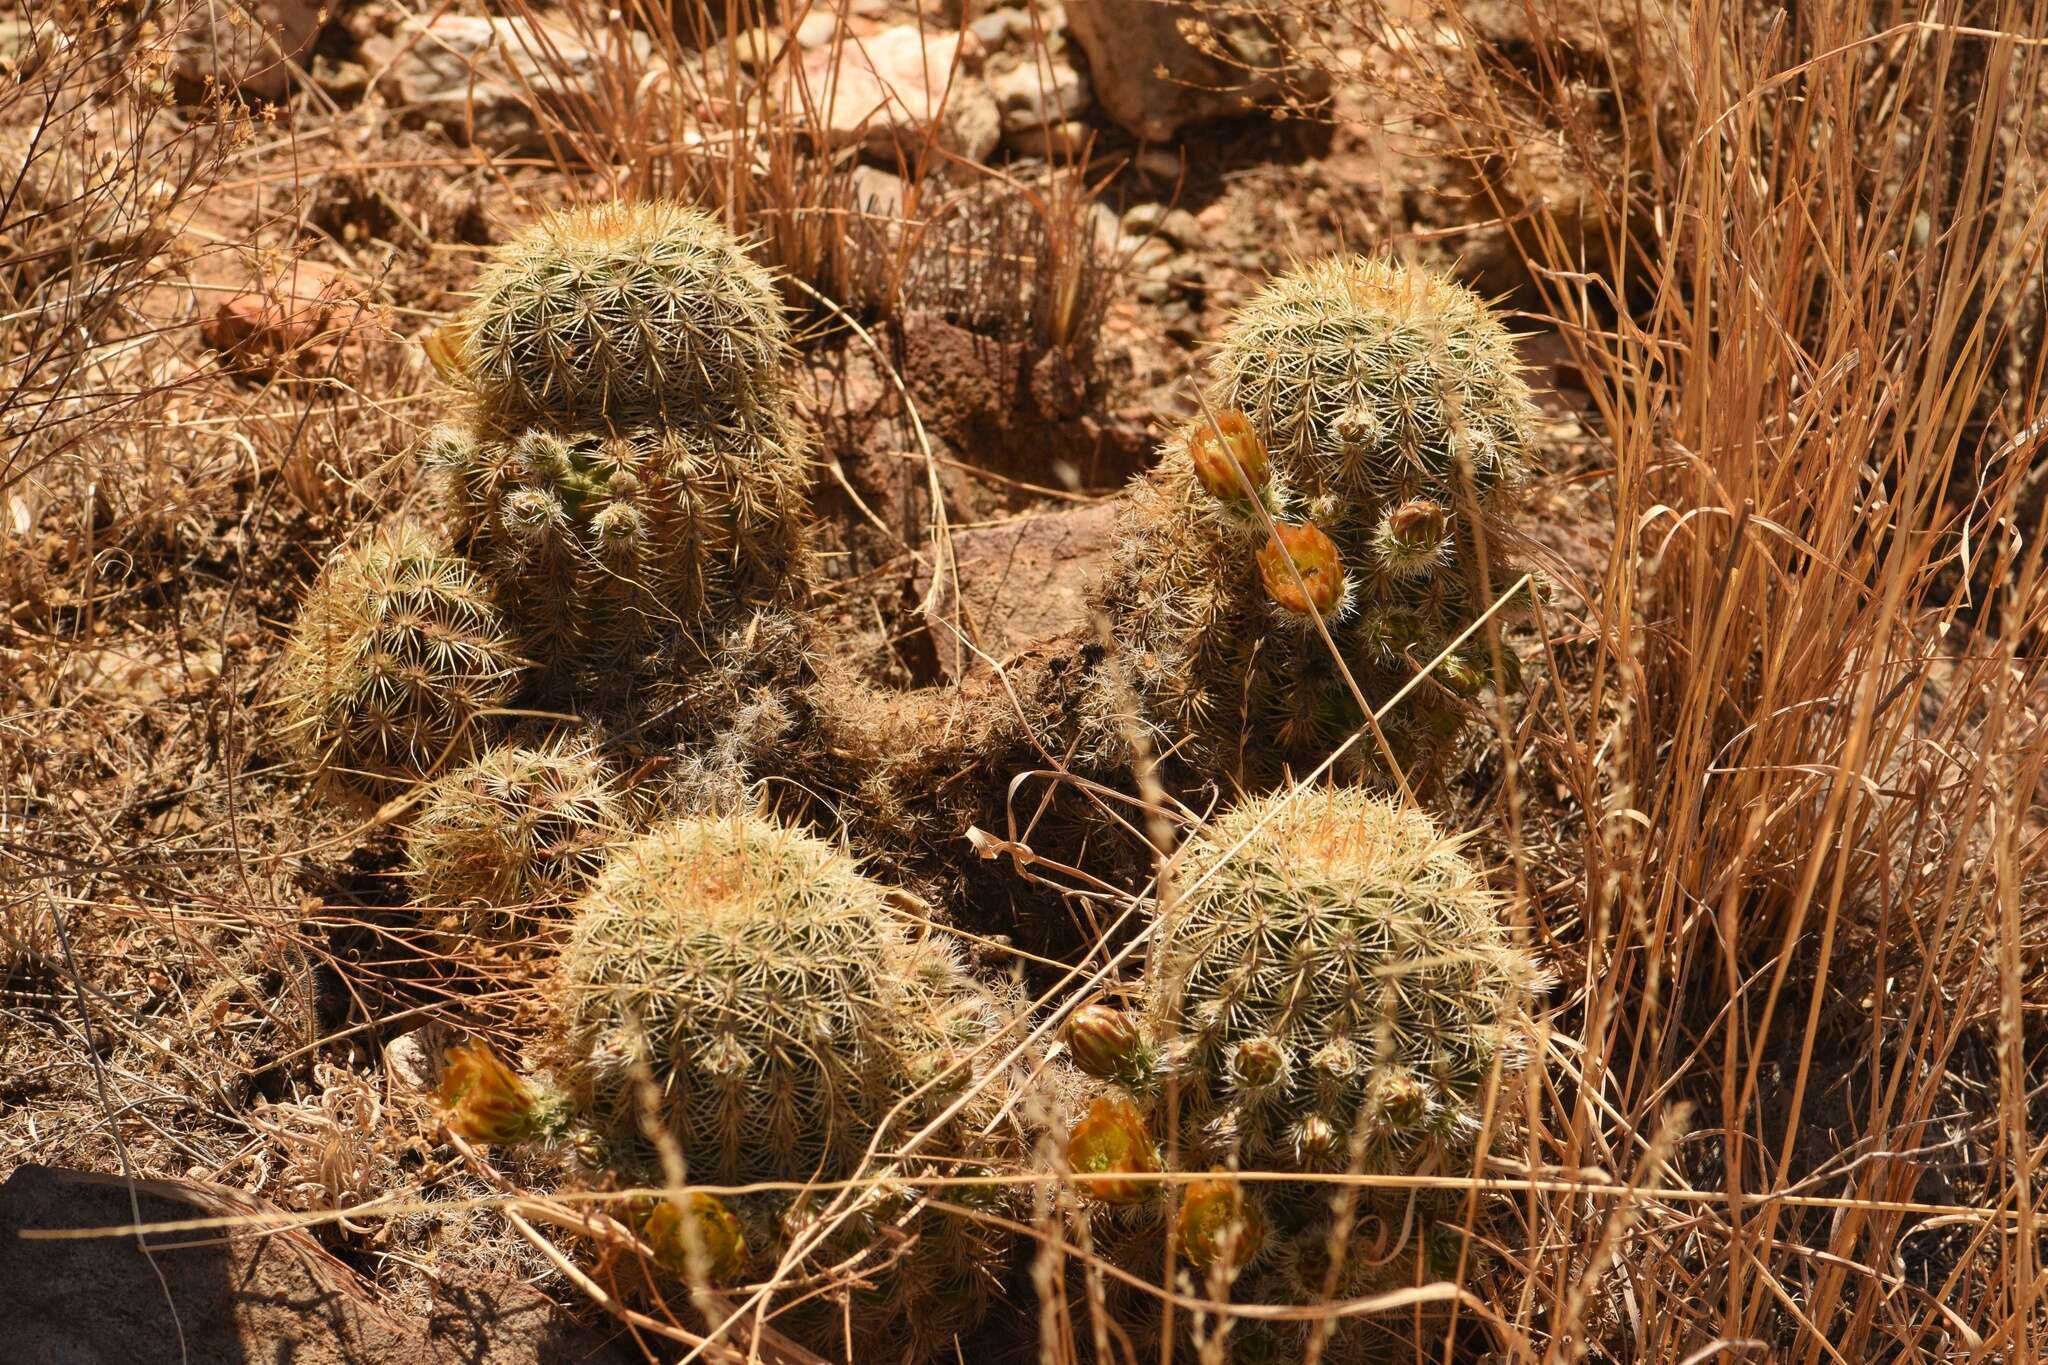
[
  {"left": 173, "top": 0, "right": 322, "bottom": 102},
  {"left": 848, "top": 163, "right": 908, "bottom": 220},
  {"left": 968, "top": 6, "right": 1032, "bottom": 48},
  {"left": 1063, "top": 0, "right": 1323, "bottom": 140},
  {"left": 1119, "top": 234, "right": 1175, "bottom": 271},
  {"left": 362, "top": 16, "right": 655, "bottom": 151},
  {"left": 988, "top": 51, "right": 1092, "bottom": 132},
  {"left": 1134, "top": 145, "right": 1182, "bottom": 180},
  {"left": 787, "top": 26, "right": 1000, "bottom": 161},
  {"left": 1120, "top": 201, "right": 1168, "bottom": 234},
  {"left": 1001, "top": 117, "right": 1092, "bottom": 159},
  {"left": 795, "top": 9, "right": 841, "bottom": 47},
  {"left": 201, "top": 258, "right": 388, "bottom": 382},
  {"left": 916, "top": 503, "right": 1117, "bottom": 679},
  {"left": 1153, "top": 206, "right": 1204, "bottom": 248},
  {"left": 0, "top": 1164, "right": 633, "bottom": 1364}
]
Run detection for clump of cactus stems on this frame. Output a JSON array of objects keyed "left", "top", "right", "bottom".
[
  {"left": 1060, "top": 788, "right": 1543, "bottom": 1361},
  {"left": 423, "top": 201, "right": 814, "bottom": 686},
  {"left": 548, "top": 813, "right": 1021, "bottom": 1359},
  {"left": 1094, "top": 254, "right": 1541, "bottom": 781},
  {"left": 404, "top": 734, "right": 626, "bottom": 932},
  {"left": 275, "top": 523, "right": 523, "bottom": 805}
]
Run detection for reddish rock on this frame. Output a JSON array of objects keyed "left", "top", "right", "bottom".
[
  {"left": 202, "top": 259, "right": 387, "bottom": 381},
  {"left": 916, "top": 501, "right": 1117, "bottom": 679}
]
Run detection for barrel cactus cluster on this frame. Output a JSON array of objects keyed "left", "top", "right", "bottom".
[
  {"left": 268, "top": 211, "right": 1551, "bottom": 1360},
  {"left": 1092, "top": 255, "right": 1542, "bottom": 781}
]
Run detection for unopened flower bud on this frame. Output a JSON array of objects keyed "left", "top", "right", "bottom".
[
  {"left": 1231, "top": 1037, "right": 1286, "bottom": 1090},
  {"left": 1257, "top": 522, "right": 1347, "bottom": 618},
  {"left": 1189, "top": 409, "right": 1271, "bottom": 509},
  {"left": 1064, "top": 1002, "right": 1146, "bottom": 1083},
  {"left": 1369, "top": 1066, "right": 1430, "bottom": 1133}
]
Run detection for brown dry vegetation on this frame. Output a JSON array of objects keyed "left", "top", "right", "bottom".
[{"left": 2, "top": 0, "right": 2045, "bottom": 1361}]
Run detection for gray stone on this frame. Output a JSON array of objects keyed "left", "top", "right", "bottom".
[{"left": 989, "top": 51, "right": 1092, "bottom": 132}]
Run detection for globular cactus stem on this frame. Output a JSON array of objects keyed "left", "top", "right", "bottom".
[
  {"left": 404, "top": 734, "right": 626, "bottom": 930},
  {"left": 1094, "top": 255, "right": 1542, "bottom": 779},
  {"left": 274, "top": 523, "right": 523, "bottom": 805},
  {"left": 1140, "top": 787, "right": 1545, "bottom": 1177},
  {"left": 445, "top": 200, "right": 797, "bottom": 427}
]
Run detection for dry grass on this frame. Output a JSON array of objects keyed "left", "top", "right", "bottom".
[{"left": 2, "top": 0, "right": 2045, "bottom": 1360}]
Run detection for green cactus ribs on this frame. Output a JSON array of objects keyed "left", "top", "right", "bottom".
[
  {"left": 450, "top": 200, "right": 795, "bottom": 425},
  {"left": 274, "top": 523, "right": 524, "bottom": 805}
]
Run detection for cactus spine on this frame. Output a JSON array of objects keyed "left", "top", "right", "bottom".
[
  {"left": 1096, "top": 256, "right": 1540, "bottom": 780},
  {"left": 275, "top": 523, "right": 522, "bottom": 804}
]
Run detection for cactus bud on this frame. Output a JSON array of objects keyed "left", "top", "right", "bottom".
[
  {"left": 642, "top": 1191, "right": 749, "bottom": 1284},
  {"left": 1374, "top": 497, "right": 1453, "bottom": 579},
  {"left": 590, "top": 501, "right": 645, "bottom": 553},
  {"left": 1257, "top": 522, "right": 1347, "bottom": 619},
  {"left": 1064, "top": 1002, "right": 1148, "bottom": 1085},
  {"left": 500, "top": 487, "right": 564, "bottom": 543},
  {"left": 1368, "top": 1066, "right": 1430, "bottom": 1134},
  {"left": 515, "top": 430, "right": 574, "bottom": 482},
  {"left": 1189, "top": 409, "right": 1271, "bottom": 510},
  {"left": 1231, "top": 1037, "right": 1287, "bottom": 1091},
  {"left": 1066, "top": 1095, "right": 1161, "bottom": 1204},
  {"left": 1175, "top": 1175, "right": 1266, "bottom": 1270},
  {"left": 1293, "top": 1114, "right": 1338, "bottom": 1161},
  {"left": 433, "top": 1041, "right": 559, "bottom": 1145}
]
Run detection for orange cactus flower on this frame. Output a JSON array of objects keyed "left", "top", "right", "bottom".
[
  {"left": 1189, "top": 409, "right": 1271, "bottom": 508},
  {"left": 1066, "top": 1095, "right": 1162, "bottom": 1204},
  {"left": 433, "top": 1040, "right": 549, "bottom": 1145},
  {"left": 1257, "top": 522, "right": 1346, "bottom": 617},
  {"left": 642, "top": 1191, "right": 749, "bottom": 1284},
  {"left": 1175, "top": 1175, "right": 1266, "bottom": 1270}
]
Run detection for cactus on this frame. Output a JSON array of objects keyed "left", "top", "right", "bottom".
[
  {"left": 1141, "top": 788, "right": 1542, "bottom": 1176},
  {"left": 446, "top": 201, "right": 796, "bottom": 427},
  {"left": 550, "top": 814, "right": 1019, "bottom": 1359},
  {"left": 424, "top": 415, "right": 810, "bottom": 685},
  {"left": 404, "top": 735, "right": 625, "bottom": 929},
  {"left": 275, "top": 523, "right": 522, "bottom": 804},
  {"left": 423, "top": 200, "right": 814, "bottom": 686},
  {"left": 1094, "top": 256, "right": 1541, "bottom": 781}
]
